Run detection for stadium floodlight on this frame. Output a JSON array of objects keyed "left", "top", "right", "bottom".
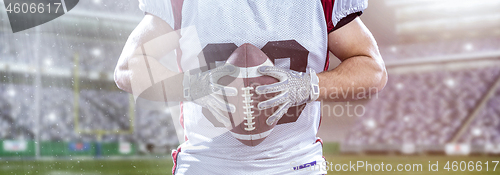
[
  {"left": 47, "top": 112, "right": 57, "bottom": 122},
  {"left": 91, "top": 48, "right": 101, "bottom": 57},
  {"left": 44, "top": 58, "right": 53, "bottom": 67},
  {"left": 445, "top": 79, "right": 455, "bottom": 88},
  {"left": 463, "top": 43, "right": 474, "bottom": 52},
  {"left": 6, "top": 88, "right": 16, "bottom": 97},
  {"left": 396, "top": 83, "right": 404, "bottom": 90},
  {"left": 472, "top": 128, "right": 482, "bottom": 136},
  {"left": 390, "top": 46, "right": 397, "bottom": 53},
  {"left": 364, "top": 119, "right": 377, "bottom": 129}
]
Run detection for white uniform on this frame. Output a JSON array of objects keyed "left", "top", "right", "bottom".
[{"left": 138, "top": 0, "right": 367, "bottom": 174}]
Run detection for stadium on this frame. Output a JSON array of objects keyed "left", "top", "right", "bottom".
[{"left": 1, "top": 0, "right": 500, "bottom": 174}]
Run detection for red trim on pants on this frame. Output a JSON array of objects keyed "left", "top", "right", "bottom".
[
  {"left": 316, "top": 138, "right": 327, "bottom": 169},
  {"left": 316, "top": 138, "right": 323, "bottom": 146},
  {"left": 171, "top": 147, "right": 182, "bottom": 175}
]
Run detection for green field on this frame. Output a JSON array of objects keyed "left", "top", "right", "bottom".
[
  {"left": 0, "top": 158, "right": 172, "bottom": 175},
  {"left": 1, "top": 154, "right": 500, "bottom": 174}
]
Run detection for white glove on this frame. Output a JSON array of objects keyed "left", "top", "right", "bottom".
[
  {"left": 255, "top": 66, "right": 320, "bottom": 125},
  {"left": 183, "top": 65, "right": 238, "bottom": 126}
]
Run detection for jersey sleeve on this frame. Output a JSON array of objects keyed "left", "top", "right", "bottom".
[
  {"left": 138, "top": 0, "right": 175, "bottom": 28},
  {"left": 332, "top": 0, "right": 368, "bottom": 26}
]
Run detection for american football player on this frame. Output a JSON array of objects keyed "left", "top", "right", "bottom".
[{"left": 114, "top": 0, "right": 387, "bottom": 174}]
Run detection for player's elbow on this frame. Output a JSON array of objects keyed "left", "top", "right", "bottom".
[
  {"left": 114, "top": 60, "right": 133, "bottom": 94},
  {"left": 114, "top": 69, "right": 130, "bottom": 93},
  {"left": 368, "top": 56, "right": 388, "bottom": 95},
  {"left": 372, "top": 67, "right": 387, "bottom": 94}
]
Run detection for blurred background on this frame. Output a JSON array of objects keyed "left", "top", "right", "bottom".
[{"left": 0, "top": 0, "right": 499, "bottom": 174}]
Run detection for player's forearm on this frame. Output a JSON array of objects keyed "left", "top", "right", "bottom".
[
  {"left": 136, "top": 70, "right": 186, "bottom": 102},
  {"left": 114, "top": 54, "right": 186, "bottom": 102},
  {"left": 317, "top": 55, "right": 387, "bottom": 102}
]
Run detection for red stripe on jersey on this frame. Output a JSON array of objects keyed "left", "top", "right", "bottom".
[
  {"left": 321, "top": 0, "right": 334, "bottom": 71},
  {"left": 179, "top": 102, "right": 185, "bottom": 128},
  {"left": 324, "top": 53, "right": 330, "bottom": 71},
  {"left": 172, "top": 0, "right": 187, "bottom": 142},
  {"left": 318, "top": 110, "right": 323, "bottom": 130},
  {"left": 171, "top": 0, "right": 184, "bottom": 30},
  {"left": 317, "top": 138, "right": 326, "bottom": 169},
  {"left": 321, "top": 0, "right": 335, "bottom": 33}
]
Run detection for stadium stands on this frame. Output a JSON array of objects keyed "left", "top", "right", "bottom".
[
  {"left": 343, "top": 66, "right": 500, "bottom": 152},
  {"left": 0, "top": 0, "right": 179, "bottom": 151},
  {"left": 459, "top": 87, "right": 500, "bottom": 145},
  {"left": 0, "top": 84, "right": 178, "bottom": 147},
  {"left": 0, "top": 84, "right": 35, "bottom": 140}
]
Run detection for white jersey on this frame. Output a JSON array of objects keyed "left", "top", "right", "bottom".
[{"left": 139, "top": 0, "right": 367, "bottom": 174}]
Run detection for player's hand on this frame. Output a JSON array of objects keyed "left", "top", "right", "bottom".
[
  {"left": 183, "top": 65, "right": 238, "bottom": 126},
  {"left": 255, "top": 66, "right": 320, "bottom": 125}
]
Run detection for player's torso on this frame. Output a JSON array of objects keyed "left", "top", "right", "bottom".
[
  {"left": 175, "top": 1, "right": 327, "bottom": 173},
  {"left": 178, "top": 0, "right": 328, "bottom": 73}
]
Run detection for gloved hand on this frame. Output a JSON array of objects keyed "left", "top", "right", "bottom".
[
  {"left": 255, "top": 66, "right": 320, "bottom": 125},
  {"left": 183, "top": 65, "right": 238, "bottom": 126}
]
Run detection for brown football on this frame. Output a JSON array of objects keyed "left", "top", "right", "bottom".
[{"left": 217, "top": 43, "right": 279, "bottom": 146}]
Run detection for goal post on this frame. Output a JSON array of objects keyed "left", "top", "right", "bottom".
[{"left": 72, "top": 53, "right": 135, "bottom": 157}]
